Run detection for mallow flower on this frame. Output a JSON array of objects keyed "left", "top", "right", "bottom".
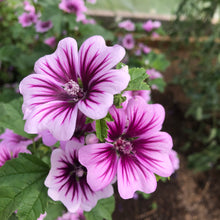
[
  {"left": 79, "top": 97, "right": 173, "bottom": 199},
  {"left": 44, "top": 140, "right": 113, "bottom": 212},
  {"left": 19, "top": 36, "right": 130, "bottom": 141}
]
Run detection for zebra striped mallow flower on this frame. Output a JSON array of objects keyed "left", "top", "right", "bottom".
[
  {"left": 19, "top": 36, "right": 130, "bottom": 141},
  {"left": 79, "top": 96, "right": 173, "bottom": 199},
  {"left": 44, "top": 140, "right": 113, "bottom": 212}
]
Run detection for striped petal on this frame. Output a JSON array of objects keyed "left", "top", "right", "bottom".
[
  {"left": 117, "top": 156, "right": 157, "bottom": 199},
  {"left": 125, "top": 97, "right": 165, "bottom": 138},
  {"left": 34, "top": 37, "right": 79, "bottom": 83},
  {"left": 24, "top": 100, "right": 78, "bottom": 141},
  {"left": 106, "top": 106, "right": 126, "bottom": 142},
  {"left": 79, "top": 143, "right": 118, "bottom": 191},
  {"left": 134, "top": 133, "right": 173, "bottom": 177},
  {"left": 79, "top": 35, "right": 126, "bottom": 90}
]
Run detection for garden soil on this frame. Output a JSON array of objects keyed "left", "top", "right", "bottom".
[{"left": 112, "top": 66, "right": 220, "bottom": 220}]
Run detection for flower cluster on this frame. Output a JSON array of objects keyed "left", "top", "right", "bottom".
[
  {"left": 18, "top": 1, "right": 53, "bottom": 32},
  {"left": 16, "top": 35, "right": 179, "bottom": 216}
]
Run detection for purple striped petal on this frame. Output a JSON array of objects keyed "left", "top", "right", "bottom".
[
  {"left": 24, "top": 100, "right": 78, "bottom": 141},
  {"left": 78, "top": 143, "right": 118, "bottom": 191},
  {"left": 78, "top": 35, "right": 126, "bottom": 90},
  {"left": 125, "top": 97, "right": 165, "bottom": 138},
  {"left": 45, "top": 148, "right": 82, "bottom": 213},
  {"left": 106, "top": 106, "right": 126, "bottom": 142},
  {"left": 134, "top": 133, "right": 173, "bottom": 177},
  {"left": 117, "top": 156, "right": 157, "bottom": 199},
  {"left": 89, "top": 66, "right": 130, "bottom": 95},
  {"left": 20, "top": 74, "right": 79, "bottom": 141},
  {"left": 34, "top": 37, "right": 78, "bottom": 83},
  {"left": 77, "top": 67, "right": 130, "bottom": 119},
  {"left": 45, "top": 141, "right": 113, "bottom": 212},
  {"left": 77, "top": 92, "right": 113, "bottom": 119}
]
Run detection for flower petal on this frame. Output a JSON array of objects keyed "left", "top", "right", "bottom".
[
  {"left": 79, "top": 143, "right": 117, "bottom": 191},
  {"left": 89, "top": 66, "right": 130, "bottom": 95},
  {"left": 106, "top": 106, "right": 126, "bottom": 142},
  {"left": 34, "top": 37, "right": 79, "bottom": 83},
  {"left": 117, "top": 156, "right": 157, "bottom": 199},
  {"left": 45, "top": 149, "right": 82, "bottom": 213},
  {"left": 79, "top": 35, "right": 126, "bottom": 89},
  {"left": 77, "top": 92, "right": 113, "bottom": 119},
  {"left": 24, "top": 100, "right": 78, "bottom": 141},
  {"left": 126, "top": 97, "right": 165, "bottom": 138},
  {"left": 134, "top": 133, "right": 173, "bottom": 177}
]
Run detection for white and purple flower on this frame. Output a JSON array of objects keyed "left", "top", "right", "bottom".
[
  {"left": 44, "top": 36, "right": 57, "bottom": 48},
  {"left": 18, "top": 12, "right": 38, "bottom": 27},
  {"left": 122, "top": 34, "right": 135, "bottom": 50},
  {"left": 59, "top": 0, "right": 87, "bottom": 21},
  {"left": 79, "top": 97, "right": 173, "bottom": 199},
  {"left": 35, "top": 20, "right": 53, "bottom": 33},
  {"left": 19, "top": 36, "right": 130, "bottom": 141},
  {"left": 44, "top": 140, "right": 113, "bottom": 212},
  {"left": 118, "top": 20, "right": 135, "bottom": 31},
  {"left": 0, "top": 129, "right": 32, "bottom": 166}
]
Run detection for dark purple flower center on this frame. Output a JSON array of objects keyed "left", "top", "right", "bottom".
[
  {"left": 66, "top": 3, "right": 78, "bottom": 13},
  {"left": 63, "top": 80, "right": 84, "bottom": 102},
  {"left": 114, "top": 137, "right": 133, "bottom": 155},
  {"left": 25, "top": 14, "right": 34, "bottom": 23},
  {"left": 41, "top": 21, "right": 51, "bottom": 28},
  {"left": 56, "top": 152, "right": 93, "bottom": 201}
]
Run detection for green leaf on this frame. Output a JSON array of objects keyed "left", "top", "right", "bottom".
[
  {"left": 126, "top": 67, "right": 150, "bottom": 91},
  {"left": 84, "top": 196, "right": 115, "bottom": 220},
  {"left": 0, "top": 98, "right": 34, "bottom": 139},
  {"left": 0, "top": 154, "right": 50, "bottom": 220},
  {"left": 113, "top": 94, "right": 127, "bottom": 108},
  {"left": 78, "top": 23, "right": 114, "bottom": 45},
  {"left": 44, "top": 201, "right": 65, "bottom": 220},
  {"left": 147, "top": 53, "right": 170, "bottom": 71},
  {"left": 95, "top": 118, "right": 108, "bottom": 142}
]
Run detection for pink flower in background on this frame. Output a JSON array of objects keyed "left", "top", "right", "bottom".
[
  {"left": 123, "top": 90, "right": 151, "bottom": 105},
  {"left": 122, "top": 34, "right": 135, "bottom": 50},
  {"left": 134, "top": 49, "right": 142, "bottom": 56},
  {"left": 153, "top": 20, "right": 161, "bottom": 29},
  {"left": 59, "top": 0, "right": 87, "bottom": 21},
  {"left": 57, "top": 209, "right": 85, "bottom": 220},
  {"left": 23, "top": 0, "right": 35, "bottom": 13},
  {"left": 0, "top": 129, "right": 32, "bottom": 166},
  {"left": 143, "top": 20, "right": 161, "bottom": 32},
  {"left": 44, "top": 36, "right": 56, "bottom": 48},
  {"left": 0, "top": 128, "right": 32, "bottom": 149},
  {"left": 146, "top": 69, "right": 163, "bottom": 90},
  {"left": 45, "top": 140, "right": 113, "bottom": 212},
  {"left": 79, "top": 97, "right": 173, "bottom": 199},
  {"left": 37, "top": 212, "right": 47, "bottom": 220},
  {"left": 35, "top": 20, "right": 53, "bottom": 33},
  {"left": 139, "top": 43, "right": 151, "bottom": 54},
  {"left": 19, "top": 36, "right": 130, "bottom": 141},
  {"left": 142, "top": 45, "right": 151, "bottom": 54},
  {"left": 87, "top": 0, "right": 96, "bottom": 4},
  {"left": 118, "top": 20, "right": 135, "bottom": 31},
  {"left": 82, "top": 18, "right": 96, "bottom": 25},
  {"left": 18, "top": 12, "right": 38, "bottom": 27},
  {"left": 152, "top": 32, "right": 160, "bottom": 39},
  {"left": 169, "top": 149, "right": 180, "bottom": 173},
  {"left": 146, "top": 68, "right": 163, "bottom": 79},
  {"left": 143, "top": 20, "right": 154, "bottom": 32},
  {"left": 0, "top": 144, "right": 31, "bottom": 167}
]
